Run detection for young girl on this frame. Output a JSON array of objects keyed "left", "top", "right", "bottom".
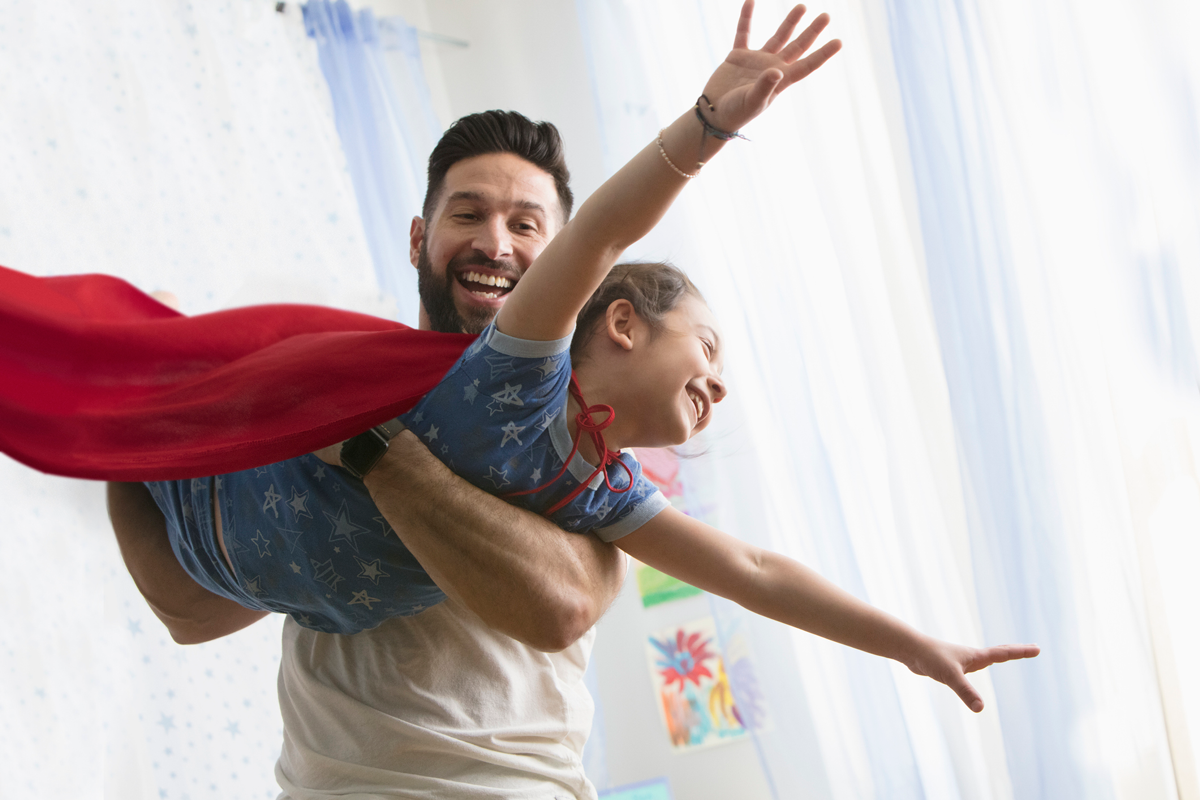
[{"left": 11, "top": 2, "right": 1039, "bottom": 713}]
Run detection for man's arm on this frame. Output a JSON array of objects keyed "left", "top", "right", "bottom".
[
  {"left": 107, "top": 481, "right": 268, "bottom": 644},
  {"left": 361, "top": 432, "right": 626, "bottom": 652},
  {"left": 109, "top": 441, "right": 626, "bottom": 650}
]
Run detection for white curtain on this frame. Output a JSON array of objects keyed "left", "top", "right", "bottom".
[
  {"left": 578, "top": 0, "right": 1199, "bottom": 798},
  {"left": 0, "top": 3, "right": 383, "bottom": 797}
]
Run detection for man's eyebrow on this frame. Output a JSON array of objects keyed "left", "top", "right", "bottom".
[{"left": 444, "top": 190, "right": 548, "bottom": 216}]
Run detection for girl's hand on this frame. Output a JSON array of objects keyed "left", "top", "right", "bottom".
[
  {"left": 702, "top": 1, "right": 842, "bottom": 135},
  {"left": 905, "top": 636, "right": 1041, "bottom": 712}
]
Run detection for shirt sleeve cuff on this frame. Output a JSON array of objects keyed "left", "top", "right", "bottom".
[
  {"left": 593, "top": 491, "right": 670, "bottom": 542},
  {"left": 485, "top": 325, "right": 574, "bottom": 359}
]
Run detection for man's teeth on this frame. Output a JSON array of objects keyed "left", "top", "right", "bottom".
[{"left": 463, "top": 271, "right": 513, "bottom": 289}]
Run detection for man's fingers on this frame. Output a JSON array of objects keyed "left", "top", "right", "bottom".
[
  {"left": 782, "top": 38, "right": 842, "bottom": 87},
  {"left": 760, "top": 5, "right": 807, "bottom": 54},
  {"left": 733, "top": 0, "right": 754, "bottom": 50}
]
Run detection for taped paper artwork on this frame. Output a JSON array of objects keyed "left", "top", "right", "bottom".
[{"left": 645, "top": 616, "right": 768, "bottom": 752}]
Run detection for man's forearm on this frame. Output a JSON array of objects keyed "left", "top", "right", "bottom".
[
  {"left": 107, "top": 482, "right": 268, "bottom": 644},
  {"left": 363, "top": 432, "right": 626, "bottom": 651}
]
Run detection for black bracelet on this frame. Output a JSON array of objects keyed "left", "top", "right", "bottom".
[{"left": 695, "top": 94, "right": 748, "bottom": 141}]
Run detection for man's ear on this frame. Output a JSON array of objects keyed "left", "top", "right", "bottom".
[
  {"left": 409, "top": 216, "right": 425, "bottom": 269},
  {"left": 604, "top": 299, "right": 637, "bottom": 351}
]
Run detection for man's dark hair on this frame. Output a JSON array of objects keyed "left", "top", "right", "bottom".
[{"left": 423, "top": 110, "right": 574, "bottom": 223}]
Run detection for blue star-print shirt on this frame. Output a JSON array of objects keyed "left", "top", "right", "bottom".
[{"left": 146, "top": 323, "right": 668, "bottom": 634}]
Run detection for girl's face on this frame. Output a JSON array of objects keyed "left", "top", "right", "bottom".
[{"left": 624, "top": 295, "right": 726, "bottom": 447}]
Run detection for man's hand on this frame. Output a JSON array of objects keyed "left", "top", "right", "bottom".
[
  {"left": 700, "top": 1, "right": 842, "bottom": 136},
  {"left": 362, "top": 430, "right": 626, "bottom": 651},
  {"left": 904, "top": 636, "right": 1041, "bottom": 712}
]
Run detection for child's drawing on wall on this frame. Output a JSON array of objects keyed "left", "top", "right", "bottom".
[{"left": 646, "top": 616, "right": 766, "bottom": 751}]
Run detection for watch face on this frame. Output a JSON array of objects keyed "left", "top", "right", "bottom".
[{"left": 340, "top": 430, "right": 388, "bottom": 479}]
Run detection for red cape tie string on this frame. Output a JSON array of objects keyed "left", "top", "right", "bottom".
[{"left": 504, "top": 373, "right": 634, "bottom": 516}]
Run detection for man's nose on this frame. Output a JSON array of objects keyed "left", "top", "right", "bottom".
[{"left": 472, "top": 218, "right": 513, "bottom": 261}]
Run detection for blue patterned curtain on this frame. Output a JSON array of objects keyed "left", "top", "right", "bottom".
[{"left": 303, "top": 0, "right": 442, "bottom": 325}]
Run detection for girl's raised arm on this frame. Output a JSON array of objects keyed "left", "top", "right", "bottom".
[
  {"left": 496, "top": 1, "right": 842, "bottom": 343},
  {"left": 619, "top": 506, "right": 1040, "bottom": 713}
]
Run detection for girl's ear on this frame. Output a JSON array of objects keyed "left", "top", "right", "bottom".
[{"left": 604, "top": 299, "right": 637, "bottom": 351}]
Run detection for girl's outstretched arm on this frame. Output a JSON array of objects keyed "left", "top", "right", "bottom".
[
  {"left": 496, "top": 1, "right": 842, "bottom": 344},
  {"left": 618, "top": 506, "right": 1040, "bottom": 712}
]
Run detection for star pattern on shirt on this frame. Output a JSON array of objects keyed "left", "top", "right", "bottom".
[
  {"left": 182, "top": 501, "right": 194, "bottom": 522},
  {"left": 412, "top": 411, "right": 424, "bottom": 424},
  {"left": 373, "top": 515, "right": 394, "bottom": 538},
  {"left": 310, "top": 558, "right": 344, "bottom": 591},
  {"left": 491, "top": 382, "right": 524, "bottom": 406},
  {"left": 593, "top": 498, "right": 613, "bottom": 520},
  {"left": 535, "top": 410, "right": 557, "bottom": 431},
  {"left": 243, "top": 575, "right": 266, "bottom": 597},
  {"left": 500, "top": 421, "right": 525, "bottom": 447},
  {"left": 355, "top": 557, "right": 390, "bottom": 585},
  {"left": 190, "top": 478, "right": 207, "bottom": 494},
  {"left": 534, "top": 356, "right": 559, "bottom": 381},
  {"left": 289, "top": 561, "right": 302, "bottom": 574},
  {"left": 531, "top": 467, "right": 542, "bottom": 483},
  {"left": 484, "top": 354, "right": 515, "bottom": 378},
  {"left": 423, "top": 425, "right": 439, "bottom": 443},
  {"left": 323, "top": 500, "right": 369, "bottom": 553},
  {"left": 313, "top": 462, "right": 327, "bottom": 482},
  {"left": 276, "top": 526, "right": 305, "bottom": 554},
  {"left": 349, "top": 590, "right": 380, "bottom": 610},
  {"left": 286, "top": 487, "right": 312, "bottom": 520},
  {"left": 262, "top": 484, "right": 282, "bottom": 518},
  {"left": 463, "top": 382, "right": 479, "bottom": 404},
  {"left": 485, "top": 466, "right": 511, "bottom": 490},
  {"left": 250, "top": 530, "right": 272, "bottom": 558}
]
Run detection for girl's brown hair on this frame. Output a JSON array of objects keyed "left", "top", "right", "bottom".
[{"left": 571, "top": 261, "right": 705, "bottom": 361}]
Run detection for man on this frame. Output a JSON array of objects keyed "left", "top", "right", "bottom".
[{"left": 108, "top": 110, "right": 626, "bottom": 799}]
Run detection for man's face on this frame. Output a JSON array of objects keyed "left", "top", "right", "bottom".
[{"left": 412, "top": 152, "right": 563, "bottom": 334}]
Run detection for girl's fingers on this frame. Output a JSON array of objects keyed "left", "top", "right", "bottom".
[
  {"left": 732, "top": 0, "right": 755, "bottom": 50},
  {"left": 974, "top": 643, "right": 1041, "bottom": 668},
  {"left": 760, "top": 5, "right": 808, "bottom": 54},
  {"left": 779, "top": 12, "right": 832, "bottom": 62},
  {"left": 948, "top": 672, "right": 985, "bottom": 713},
  {"left": 782, "top": 38, "right": 842, "bottom": 86},
  {"left": 744, "top": 68, "right": 785, "bottom": 111}
]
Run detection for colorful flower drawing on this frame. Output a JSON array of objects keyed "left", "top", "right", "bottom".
[
  {"left": 645, "top": 616, "right": 765, "bottom": 751},
  {"left": 650, "top": 628, "right": 717, "bottom": 690}
]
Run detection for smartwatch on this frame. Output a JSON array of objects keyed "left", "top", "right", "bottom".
[{"left": 339, "top": 417, "right": 407, "bottom": 480}]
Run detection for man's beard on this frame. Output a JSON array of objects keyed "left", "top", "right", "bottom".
[{"left": 416, "top": 244, "right": 510, "bottom": 335}]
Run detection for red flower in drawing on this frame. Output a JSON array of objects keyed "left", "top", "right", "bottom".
[{"left": 650, "top": 629, "right": 717, "bottom": 690}]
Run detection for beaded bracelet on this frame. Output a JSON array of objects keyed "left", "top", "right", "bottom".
[
  {"left": 657, "top": 129, "right": 702, "bottom": 178},
  {"left": 695, "top": 94, "right": 749, "bottom": 141}
]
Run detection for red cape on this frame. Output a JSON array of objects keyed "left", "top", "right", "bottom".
[{"left": 0, "top": 265, "right": 475, "bottom": 481}]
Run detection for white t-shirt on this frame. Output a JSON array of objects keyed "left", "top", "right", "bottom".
[{"left": 275, "top": 599, "right": 598, "bottom": 800}]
